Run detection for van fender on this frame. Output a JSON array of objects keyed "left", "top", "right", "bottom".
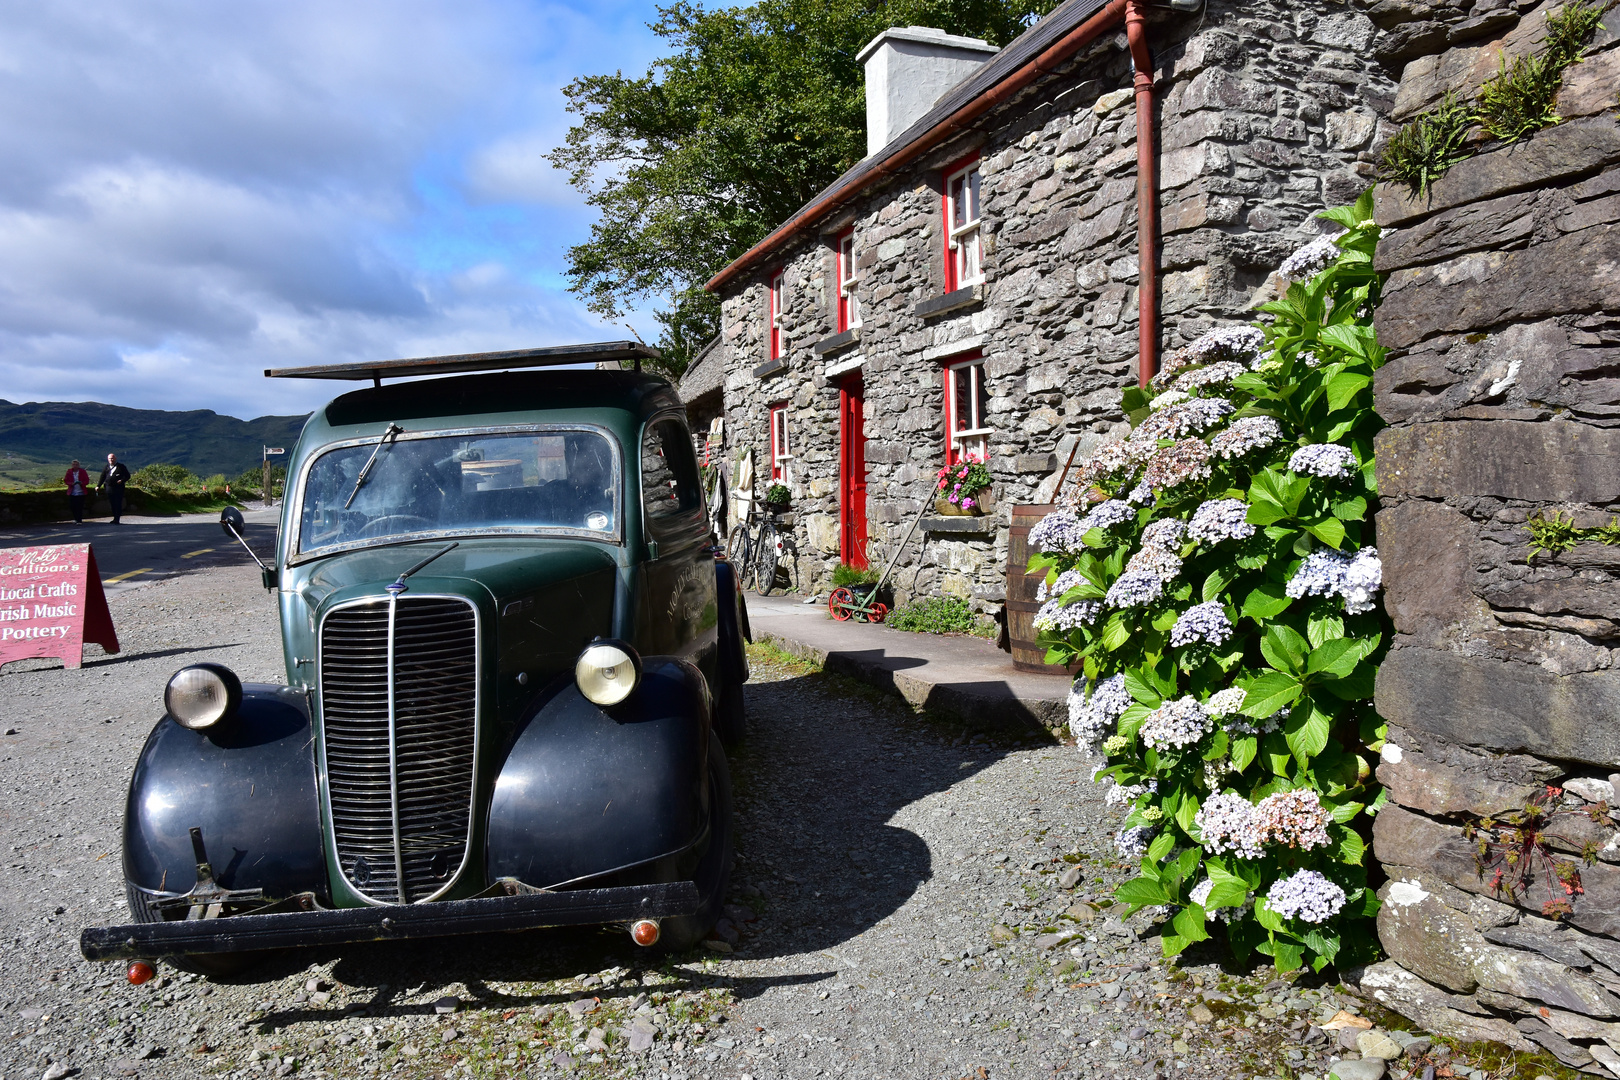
[
  {"left": 715, "top": 559, "right": 750, "bottom": 687},
  {"left": 485, "top": 658, "right": 712, "bottom": 890},
  {"left": 123, "top": 685, "right": 328, "bottom": 904}
]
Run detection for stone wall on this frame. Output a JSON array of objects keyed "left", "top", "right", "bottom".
[
  {"left": 1360, "top": 1, "right": 1620, "bottom": 1069},
  {"left": 713, "top": 0, "right": 1395, "bottom": 609}
]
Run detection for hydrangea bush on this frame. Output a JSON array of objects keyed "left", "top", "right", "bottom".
[{"left": 1029, "top": 193, "right": 1390, "bottom": 973}]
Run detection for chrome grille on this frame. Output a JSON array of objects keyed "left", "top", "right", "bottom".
[{"left": 320, "top": 595, "right": 478, "bottom": 903}]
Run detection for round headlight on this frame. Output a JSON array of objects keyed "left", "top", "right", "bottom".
[
  {"left": 165, "top": 663, "right": 243, "bottom": 730},
  {"left": 575, "top": 640, "right": 641, "bottom": 707}
]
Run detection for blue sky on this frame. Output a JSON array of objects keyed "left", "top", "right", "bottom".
[{"left": 0, "top": 0, "right": 668, "bottom": 420}]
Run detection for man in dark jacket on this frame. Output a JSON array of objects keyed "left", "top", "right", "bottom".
[{"left": 98, "top": 453, "right": 131, "bottom": 525}]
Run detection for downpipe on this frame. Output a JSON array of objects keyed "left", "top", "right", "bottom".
[{"left": 1127, "top": 0, "right": 1160, "bottom": 388}]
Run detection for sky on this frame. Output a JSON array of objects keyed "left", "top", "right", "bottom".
[{"left": 0, "top": 0, "right": 668, "bottom": 421}]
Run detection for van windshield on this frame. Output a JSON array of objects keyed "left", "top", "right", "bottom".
[{"left": 297, "top": 428, "right": 618, "bottom": 555}]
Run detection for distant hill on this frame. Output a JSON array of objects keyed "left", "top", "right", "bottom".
[{"left": 0, "top": 399, "right": 311, "bottom": 479}]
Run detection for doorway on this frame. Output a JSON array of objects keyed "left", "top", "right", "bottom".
[{"left": 839, "top": 375, "right": 868, "bottom": 569}]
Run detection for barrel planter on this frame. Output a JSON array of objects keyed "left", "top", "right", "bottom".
[{"left": 1006, "top": 503, "right": 1079, "bottom": 676}]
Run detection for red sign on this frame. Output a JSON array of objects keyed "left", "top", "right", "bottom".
[{"left": 0, "top": 544, "right": 120, "bottom": 670}]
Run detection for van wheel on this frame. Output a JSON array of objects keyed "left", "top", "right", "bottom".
[
  {"left": 657, "top": 742, "right": 733, "bottom": 953},
  {"left": 123, "top": 881, "right": 275, "bottom": 979}
]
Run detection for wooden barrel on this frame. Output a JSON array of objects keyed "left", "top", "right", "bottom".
[{"left": 1007, "top": 503, "right": 1077, "bottom": 676}]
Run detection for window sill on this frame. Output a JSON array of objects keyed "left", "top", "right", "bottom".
[
  {"left": 753, "top": 357, "right": 789, "bottom": 379},
  {"left": 913, "top": 284, "right": 984, "bottom": 319},
  {"left": 921, "top": 514, "right": 997, "bottom": 535},
  {"left": 812, "top": 327, "right": 861, "bottom": 356}
]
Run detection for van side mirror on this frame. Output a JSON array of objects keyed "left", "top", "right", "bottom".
[{"left": 220, "top": 506, "right": 274, "bottom": 587}]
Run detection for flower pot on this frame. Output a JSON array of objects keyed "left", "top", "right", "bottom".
[{"left": 934, "top": 487, "right": 993, "bottom": 516}]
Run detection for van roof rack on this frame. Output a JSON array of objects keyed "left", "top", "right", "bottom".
[{"left": 265, "top": 341, "right": 660, "bottom": 386}]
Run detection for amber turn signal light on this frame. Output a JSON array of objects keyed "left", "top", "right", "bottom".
[
  {"left": 127, "top": 960, "right": 156, "bottom": 985},
  {"left": 630, "top": 919, "right": 660, "bottom": 947}
]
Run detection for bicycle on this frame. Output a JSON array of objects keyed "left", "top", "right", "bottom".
[
  {"left": 752, "top": 510, "right": 796, "bottom": 596},
  {"left": 727, "top": 518, "right": 758, "bottom": 590}
]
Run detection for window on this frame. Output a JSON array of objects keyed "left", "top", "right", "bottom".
[
  {"left": 768, "top": 403, "right": 792, "bottom": 483},
  {"left": 944, "top": 156, "right": 983, "bottom": 292},
  {"left": 640, "top": 417, "right": 703, "bottom": 534},
  {"left": 944, "top": 355, "right": 990, "bottom": 466},
  {"left": 768, "top": 270, "right": 784, "bottom": 360},
  {"left": 836, "top": 228, "right": 860, "bottom": 333}
]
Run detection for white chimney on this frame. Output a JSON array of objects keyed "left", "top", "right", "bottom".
[{"left": 857, "top": 26, "right": 998, "bottom": 158}]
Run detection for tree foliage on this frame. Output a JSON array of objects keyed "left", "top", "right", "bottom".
[{"left": 550, "top": 0, "right": 1057, "bottom": 376}]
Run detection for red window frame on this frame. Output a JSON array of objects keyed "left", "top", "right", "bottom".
[
  {"left": 943, "top": 352, "right": 990, "bottom": 467},
  {"left": 767, "top": 270, "right": 784, "bottom": 360},
  {"left": 942, "top": 151, "right": 982, "bottom": 294},
  {"left": 835, "top": 228, "right": 859, "bottom": 333},
  {"left": 768, "top": 402, "right": 792, "bottom": 482}
]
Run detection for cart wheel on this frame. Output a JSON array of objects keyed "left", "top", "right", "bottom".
[
  {"left": 828, "top": 587, "right": 855, "bottom": 621},
  {"left": 868, "top": 602, "right": 888, "bottom": 624}
]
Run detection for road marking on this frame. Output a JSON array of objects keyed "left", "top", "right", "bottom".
[
  {"left": 181, "top": 548, "right": 215, "bottom": 559},
  {"left": 103, "top": 567, "right": 153, "bottom": 584}
]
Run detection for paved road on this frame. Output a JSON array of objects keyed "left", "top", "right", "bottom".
[{"left": 0, "top": 505, "right": 281, "bottom": 598}]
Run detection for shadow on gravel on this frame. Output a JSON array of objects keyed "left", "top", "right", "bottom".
[
  {"left": 82, "top": 642, "right": 247, "bottom": 667},
  {"left": 152, "top": 663, "right": 1027, "bottom": 1005}
]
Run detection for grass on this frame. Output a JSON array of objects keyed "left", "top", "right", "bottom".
[
  {"left": 1379, "top": 0, "right": 1611, "bottom": 194},
  {"left": 885, "top": 595, "right": 996, "bottom": 637},
  {"left": 1377, "top": 91, "right": 1475, "bottom": 197}
]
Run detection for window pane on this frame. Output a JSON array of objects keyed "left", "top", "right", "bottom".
[
  {"left": 967, "top": 169, "right": 980, "bottom": 223},
  {"left": 642, "top": 419, "right": 702, "bottom": 527},
  {"left": 950, "top": 174, "right": 967, "bottom": 230},
  {"left": 299, "top": 429, "right": 618, "bottom": 553},
  {"left": 962, "top": 230, "right": 980, "bottom": 283},
  {"left": 952, "top": 366, "right": 972, "bottom": 437}
]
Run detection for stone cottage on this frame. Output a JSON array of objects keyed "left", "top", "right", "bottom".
[{"left": 701, "top": 0, "right": 1395, "bottom": 611}]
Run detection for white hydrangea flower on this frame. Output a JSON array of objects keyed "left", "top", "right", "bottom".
[
  {"left": 1205, "top": 687, "right": 1246, "bottom": 716},
  {"left": 1139, "top": 696, "right": 1213, "bottom": 751},
  {"left": 1288, "top": 443, "right": 1358, "bottom": 479},
  {"left": 1188, "top": 499, "right": 1256, "bottom": 544},
  {"left": 1169, "top": 601, "right": 1233, "bottom": 648},
  {"left": 1278, "top": 234, "right": 1343, "bottom": 281},
  {"left": 1211, "top": 416, "right": 1283, "bottom": 460},
  {"left": 1069, "top": 674, "right": 1130, "bottom": 751},
  {"left": 1266, "top": 870, "right": 1347, "bottom": 924},
  {"left": 1149, "top": 389, "right": 1190, "bottom": 411}
]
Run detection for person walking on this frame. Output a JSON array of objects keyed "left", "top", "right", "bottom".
[
  {"left": 98, "top": 452, "right": 130, "bottom": 525},
  {"left": 63, "top": 459, "right": 92, "bottom": 524}
]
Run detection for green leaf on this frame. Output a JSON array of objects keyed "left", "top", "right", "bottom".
[
  {"left": 1241, "top": 671, "right": 1302, "bottom": 717},
  {"left": 1307, "top": 638, "right": 1362, "bottom": 679},
  {"left": 1338, "top": 829, "right": 1366, "bottom": 865},
  {"left": 1253, "top": 897, "right": 1284, "bottom": 932},
  {"left": 1325, "top": 371, "right": 1371, "bottom": 412},
  {"left": 1306, "top": 613, "right": 1345, "bottom": 648},
  {"left": 1303, "top": 927, "right": 1341, "bottom": 965},
  {"left": 1241, "top": 583, "right": 1292, "bottom": 622},
  {"left": 1146, "top": 832, "right": 1176, "bottom": 863},
  {"left": 1123, "top": 670, "right": 1164, "bottom": 708},
  {"left": 1230, "top": 735, "right": 1258, "bottom": 773},
  {"left": 1261, "top": 624, "right": 1309, "bottom": 674},
  {"left": 1262, "top": 733, "right": 1293, "bottom": 776},
  {"left": 1320, "top": 665, "right": 1375, "bottom": 700},
  {"left": 1272, "top": 937, "right": 1305, "bottom": 972},
  {"left": 1171, "top": 904, "right": 1210, "bottom": 945},
  {"left": 1121, "top": 386, "right": 1149, "bottom": 414},
  {"left": 1158, "top": 931, "right": 1190, "bottom": 957},
  {"left": 1284, "top": 703, "right": 1331, "bottom": 763},
  {"left": 1115, "top": 876, "right": 1170, "bottom": 907},
  {"left": 1204, "top": 863, "right": 1253, "bottom": 910},
  {"left": 1331, "top": 494, "right": 1368, "bottom": 521},
  {"left": 1302, "top": 515, "right": 1346, "bottom": 549},
  {"left": 1175, "top": 792, "right": 1201, "bottom": 837},
  {"left": 1100, "top": 612, "right": 1131, "bottom": 652},
  {"left": 1203, "top": 566, "right": 1235, "bottom": 603},
  {"left": 1246, "top": 500, "right": 1293, "bottom": 527},
  {"left": 1117, "top": 703, "right": 1151, "bottom": 739}
]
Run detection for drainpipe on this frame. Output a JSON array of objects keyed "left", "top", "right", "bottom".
[{"left": 1126, "top": 0, "right": 1159, "bottom": 388}]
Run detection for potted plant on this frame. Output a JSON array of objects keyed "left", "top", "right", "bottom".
[
  {"left": 764, "top": 482, "right": 792, "bottom": 511},
  {"left": 935, "top": 460, "right": 994, "bottom": 516}
]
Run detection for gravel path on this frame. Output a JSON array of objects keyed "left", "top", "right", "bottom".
[{"left": 0, "top": 564, "right": 1552, "bottom": 1080}]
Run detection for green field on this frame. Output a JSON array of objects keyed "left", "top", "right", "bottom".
[{"left": 0, "top": 450, "right": 73, "bottom": 491}]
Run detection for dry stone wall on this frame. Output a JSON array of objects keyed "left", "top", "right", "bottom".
[
  {"left": 714, "top": 0, "right": 1395, "bottom": 608},
  {"left": 1361, "top": 1, "right": 1620, "bottom": 1068}
]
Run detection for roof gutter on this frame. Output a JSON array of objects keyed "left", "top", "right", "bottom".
[{"left": 703, "top": 0, "right": 1129, "bottom": 294}]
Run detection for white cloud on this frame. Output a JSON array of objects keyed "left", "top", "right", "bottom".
[{"left": 0, "top": 0, "right": 666, "bottom": 420}]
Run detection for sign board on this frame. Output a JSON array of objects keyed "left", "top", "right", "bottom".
[
  {"left": 265, "top": 447, "right": 285, "bottom": 456},
  {"left": 0, "top": 544, "right": 119, "bottom": 670}
]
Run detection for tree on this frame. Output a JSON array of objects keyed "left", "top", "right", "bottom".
[{"left": 550, "top": 0, "right": 1058, "bottom": 378}]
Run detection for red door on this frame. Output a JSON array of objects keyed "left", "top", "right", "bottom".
[{"left": 839, "top": 375, "right": 868, "bottom": 569}]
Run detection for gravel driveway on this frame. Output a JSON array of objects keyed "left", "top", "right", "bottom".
[{"left": 0, "top": 563, "right": 1538, "bottom": 1080}]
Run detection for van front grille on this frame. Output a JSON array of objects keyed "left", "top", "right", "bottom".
[{"left": 319, "top": 595, "right": 478, "bottom": 903}]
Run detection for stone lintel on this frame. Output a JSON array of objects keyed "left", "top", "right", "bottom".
[
  {"left": 752, "top": 357, "right": 789, "bottom": 380},
  {"left": 921, "top": 515, "right": 997, "bottom": 535},
  {"left": 921, "top": 334, "right": 987, "bottom": 362},
  {"left": 913, "top": 284, "right": 985, "bottom": 319},
  {"left": 811, "top": 327, "right": 862, "bottom": 356}
]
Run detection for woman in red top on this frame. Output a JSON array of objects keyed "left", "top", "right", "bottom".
[{"left": 63, "top": 459, "right": 92, "bottom": 524}]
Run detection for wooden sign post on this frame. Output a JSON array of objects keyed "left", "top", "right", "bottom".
[{"left": 0, "top": 544, "right": 120, "bottom": 670}]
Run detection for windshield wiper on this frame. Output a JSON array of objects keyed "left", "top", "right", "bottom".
[{"left": 344, "top": 423, "right": 403, "bottom": 509}]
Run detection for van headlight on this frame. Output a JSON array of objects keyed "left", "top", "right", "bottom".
[
  {"left": 575, "top": 640, "right": 641, "bottom": 707},
  {"left": 165, "top": 663, "right": 243, "bottom": 730}
]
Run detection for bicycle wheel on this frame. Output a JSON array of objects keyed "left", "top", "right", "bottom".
[
  {"left": 754, "top": 525, "right": 782, "bottom": 596},
  {"left": 731, "top": 527, "right": 755, "bottom": 590}
]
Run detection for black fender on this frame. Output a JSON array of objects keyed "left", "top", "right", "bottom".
[
  {"left": 715, "top": 559, "right": 751, "bottom": 687},
  {"left": 123, "top": 684, "right": 328, "bottom": 904},
  {"left": 485, "top": 658, "right": 712, "bottom": 890}
]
